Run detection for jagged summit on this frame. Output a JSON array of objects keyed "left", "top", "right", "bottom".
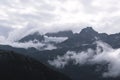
[
  {"left": 19, "top": 32, "right": 44, "bottom": 42},
  {"left": 18, "top": 27, "right": 120, "bottom": 49},
  {"left": 80, "top": 27, "right": 98, "bottom": 35},
  {"left": 19, "top": 27, "right": 97, "bottom": 43},
  {"left": 45, "top": 30, "right": 73, "bottom": 37}
]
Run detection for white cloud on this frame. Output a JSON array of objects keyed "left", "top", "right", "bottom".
[
  {"left": 48, "top": 41, "right": 120, "bottom": 78},
  {"left": 0, "top": 39, "right": 57, "bottom": 50},
  {"left": 0, "top": 0, "right": 120, "bottom": 39},
  {"left": 0, "top": 36, "right": 57, "bottom": 51},
  {"left": 43, "top": 44, "right": 57, "bottom": 50},
  {"left": 0, "top": 36, "right": 6, "bottom": 43},
  {"left": 44, "top": 36, "right": 68, "bottom": 43},
  {"left": 0, "top": 40, "right": 45, "bottom": 49}
]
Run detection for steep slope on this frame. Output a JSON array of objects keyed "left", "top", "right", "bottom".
[
  {"left": 45, "top": 30, "right": 73, "bottom": 37},
  {"left": 59, "top": 27, "right": 99, "bottom": 48},
  {"left": 59, "top": 27, "right": 120, "bottom": 49},
  {"left": 0, "top": 50, "right": 71, "bottom": 80},
  {"left": 19, "top": 32, "right": 44, "bottom": 42},
  {"left": 102, "top": 33, "right": 120, "bottom": 48}
]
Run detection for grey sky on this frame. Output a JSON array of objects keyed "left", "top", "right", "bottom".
[{"left": 0, "top": 0, "right": 120, "bottom": 40}]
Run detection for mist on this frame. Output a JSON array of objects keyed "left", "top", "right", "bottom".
[
  {"left": 48, "top": 41, "right": 120, "bottom": 78},
  {"left": 0, "top": 39, "right": 57, "bottom": 50}
]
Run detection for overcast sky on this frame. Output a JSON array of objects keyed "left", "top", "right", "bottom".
[{"left": 1, "top": 0, "right": 120, "bottom": 40}]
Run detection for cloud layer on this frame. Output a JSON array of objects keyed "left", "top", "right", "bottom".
[
  {"left": 48, "top": 41, "right": 120, "bottom": 78},
  {"left": 44, "top": 36, "right": 68, "bottom": 43},
  {"left": 1, "top": 0, "right": 120, "bottom": 41},
  {"left": 0, "top": 40, "right": 57, "bottom": 51}
]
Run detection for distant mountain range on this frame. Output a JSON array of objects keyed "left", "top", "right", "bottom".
[
  {"left": 59, "top": 27, "right": 120, "bottom": 49},
  {"left": 18, "top": 30, "right": 73, "bottom": 43},
  {"left": 18, "top": 27, "right": 120, "bottom": 49},
  {"left": 45, "top": 30, "right": 74, "bottom": 37},
  {"left": 1, "top": 27, "right": 120, "bottom": 80},
  {"left": 19, "top": 32, "right": 45, "bottom": 43}
]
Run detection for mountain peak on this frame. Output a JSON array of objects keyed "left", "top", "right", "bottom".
[
  {"left": 80, "top": 27, "right": 98, "bottom": 35},
  {"left": 45, "top": 30, "right": 73, "bottom": 37},
  {"left": 19, "top": 32, "right": 44, "bottom": 42},
  {"left": 32, "top": 31, "right": 40, "bottom": 35}
]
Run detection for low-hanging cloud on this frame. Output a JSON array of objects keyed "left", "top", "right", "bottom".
[
  {"left": 0, "top": 28, "right": 68, "bottom": 50},
  {"left": 44, "top": 36, "right": 68, "bottom": 43},
  {"left": 0, "top": 39, "right": 57, "bottom": 51},
  {"left": 48, "top": 41, "right": 120, "bottom": 78}
]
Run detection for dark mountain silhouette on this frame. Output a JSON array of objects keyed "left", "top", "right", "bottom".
[
  {"left": 18, "top": 27, "right": 120, "bottom": 49},
  {"left": 45, "top": 30, "right": 73, "bottom": 37},
  {"left": 79, "top": 27, "right": 98, "bottom": 36},
  {"left": 0, "top": 50, "right": 71, "bottom": 80},
  {"left": 59, "top": 27, "right": 120, "bottom": 49},
  {"left": 18, "top": 30, "right": 73, "bottom": 44},
  {"left": 19, "top": 32, "right": 44, "bottom": 42}
]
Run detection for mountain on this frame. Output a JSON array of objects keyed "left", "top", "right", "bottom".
[
  {"left": 0, "top": 50, "right": 71, "bottom": 80},
  {"left": 59, "top": 27, "right": 120, "bottom": 49},
  {"left": 19, "top": 32, "right": 44, "bottom": 42},
  {"left": 58, "top": 27, "right": 99, "bottom": 48},
  {"left": 18, "top": 31, "right": 72, "bottom": 45},
  {"left": 1, "top": 45, "right": 120, "bottom": 80},
  {"left": 45, "top": 30, "right": 73, "bottom": 37},
  {"left": 18, "top": 27, "right": 120, "bottom": 49},
  {"left": 102, "top": 33, "right": 120, "bottom": 48},
  {"left": 79, "top": 27, "right": 99, "bottom": 36},
  {"left": 1, "top": 27, "right": 120, "bottom": 80}
]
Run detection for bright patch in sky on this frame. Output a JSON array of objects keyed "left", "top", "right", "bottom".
[{"left": 0, "top": 0, "right": 120, "bottom": 40}]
